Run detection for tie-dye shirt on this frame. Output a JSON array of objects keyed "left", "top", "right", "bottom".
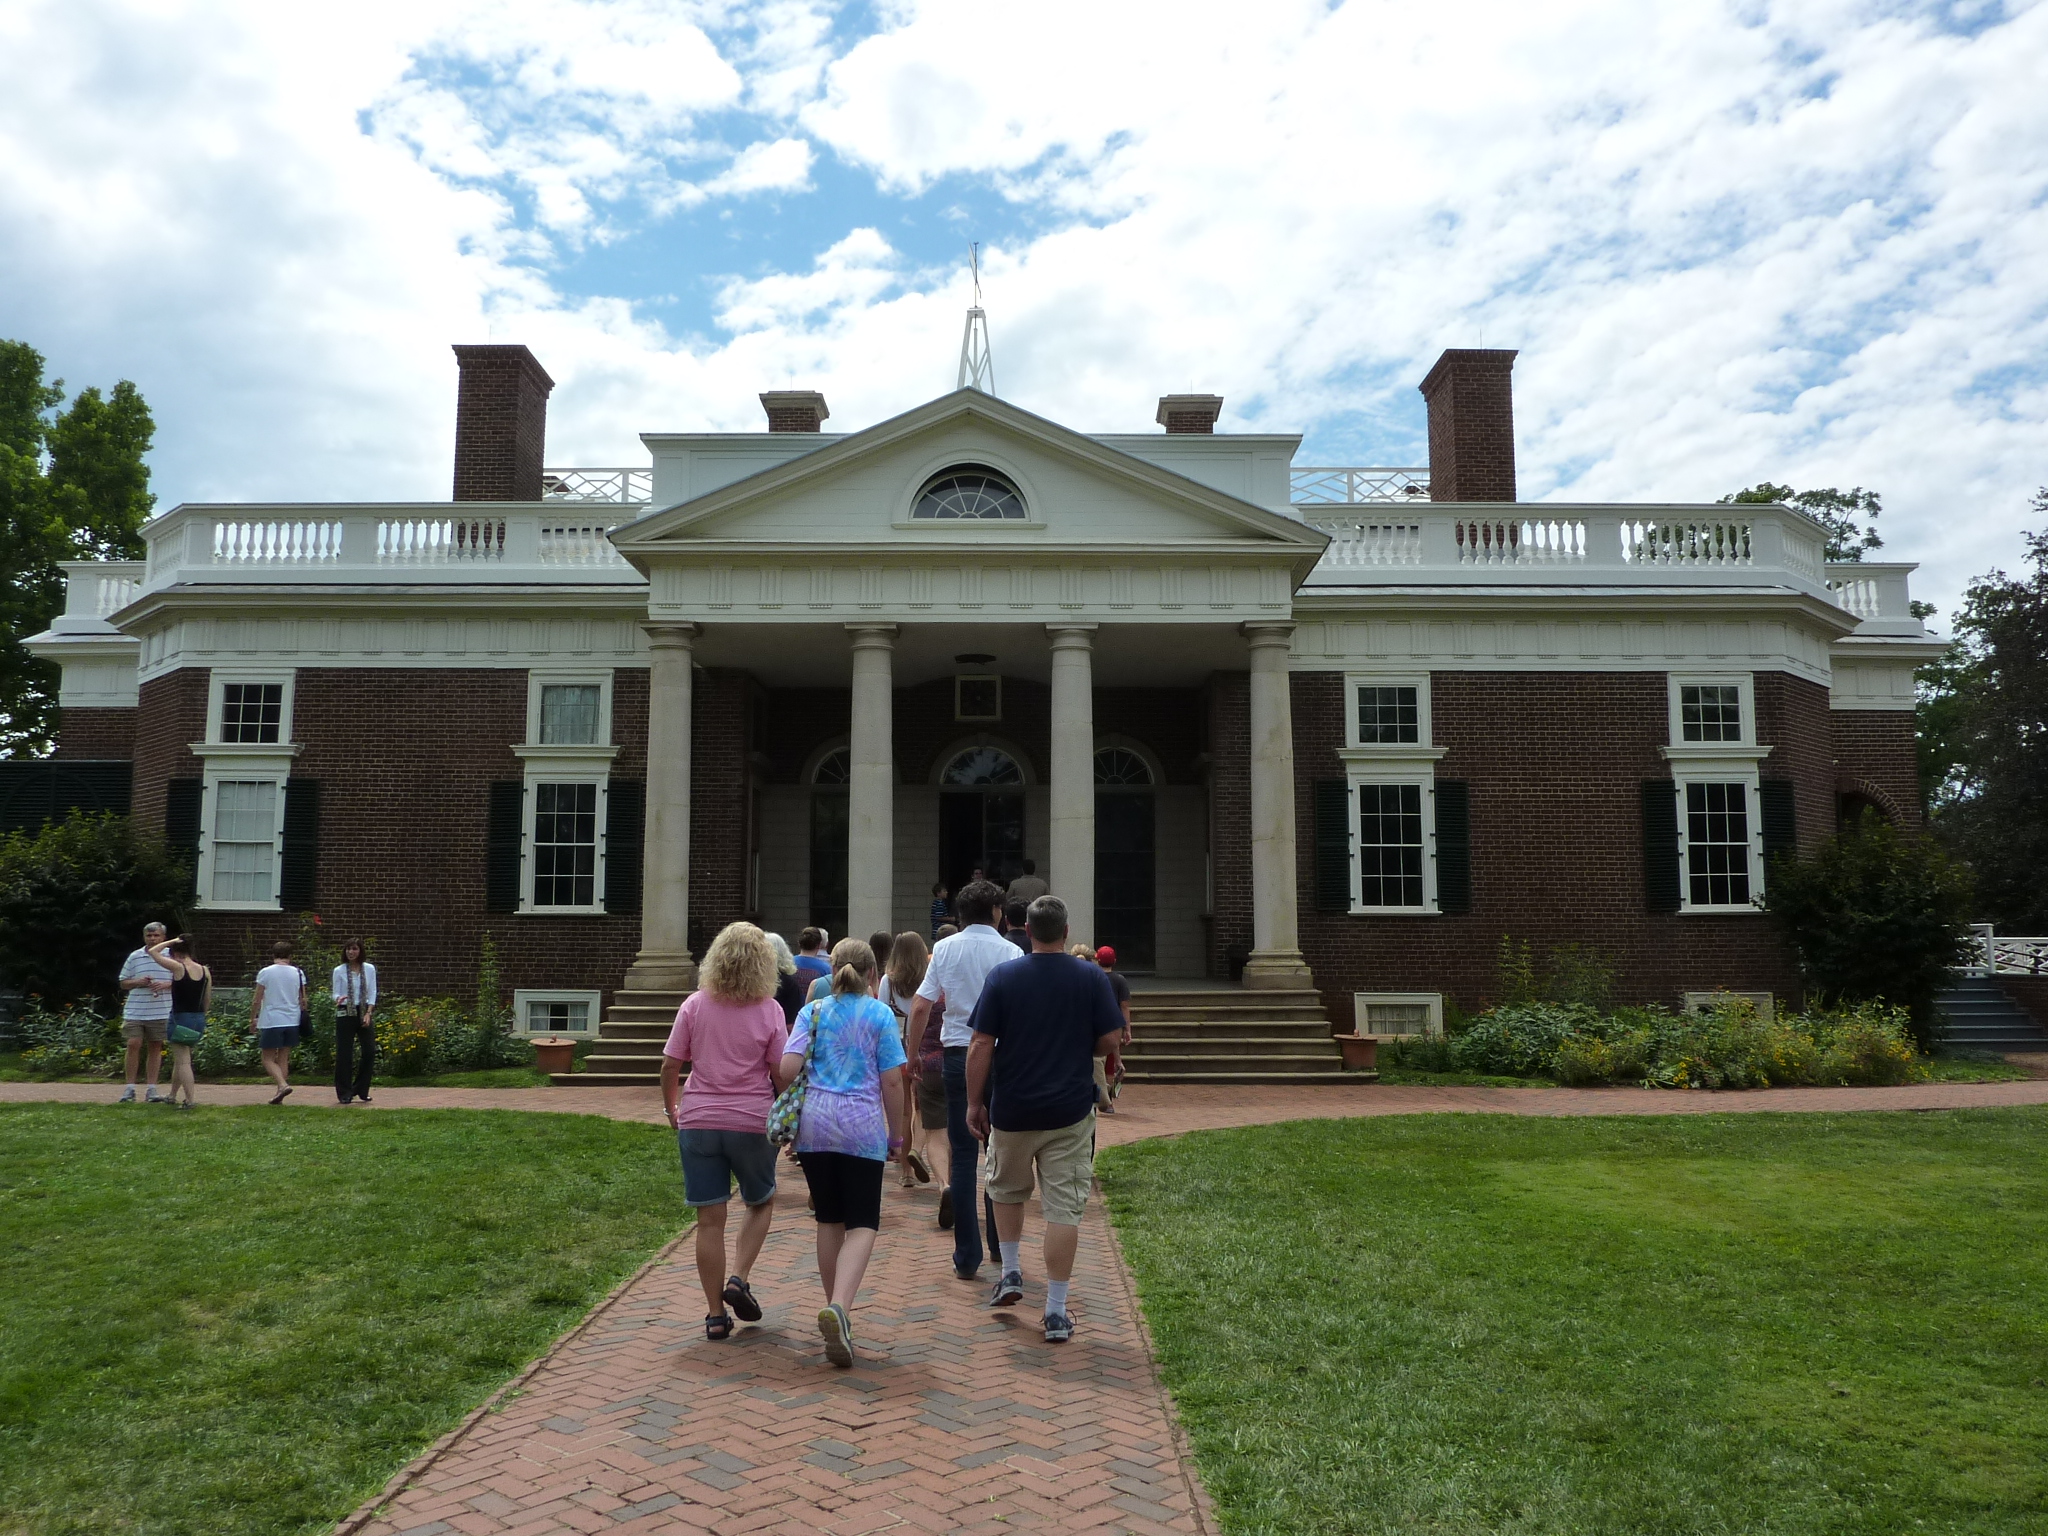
[{"left": 785, "top": 993, "right": 908, "bottom": 1162}]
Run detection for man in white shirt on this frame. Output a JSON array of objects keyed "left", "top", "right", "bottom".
[
  {"left": 116, "top": 921, "right": 173, "bottom": 1103},
  {"left": 909, "top": 879, "right": 1019, "bottom": 1280}
]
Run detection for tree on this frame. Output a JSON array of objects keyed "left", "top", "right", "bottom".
[
  {"left": 1918, "top": 493, "right": 2048, "bottom": 931},
  {"left": 1760, "top": 812, "right": 1977, "bottom": 1049},
  {"left": 0, "top": 340, "right": 155, "bottom": 757},
  {"left": 0, "top": 812, "right": 191, "bottom": 1007},
  {"left": 1721, "top": 481, "right": 1884, "bottom": 563}
]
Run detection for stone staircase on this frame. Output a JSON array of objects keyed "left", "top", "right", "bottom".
[
  {"left": 554, "top": 989, "right": 684, "bottom": 1086},
  {"left": 1121, "top": 987, "right": 1362, "bottom": 1085},
  {"left": 1936, "top": 979, "right": 2048, "bottom": 1054}
]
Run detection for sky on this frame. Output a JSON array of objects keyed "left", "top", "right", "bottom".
[{"left": 2, "top": 0, "right": 2044, "bottom": 622}]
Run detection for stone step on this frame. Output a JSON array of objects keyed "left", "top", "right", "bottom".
[
  {"left": 553, "top": 1071, "right": 660, "bottom": 1088},
  {"left": 1124, "top": 1039, "right": 1341, "bottom": 1059},
  {"left": 1121, "top": 1069, "right": 1375, "bottom": 1085},
  {"left": 1126, "top": 1050, "right": 1344, "bottom": 1074},
  {"left": 605, "top": 1007, "right": 682, "bottom": 1025},
  {"left": 594, "top": 1022, "right": 672, "bottom": 1040},
  {"left": 1128, "top": 1020, "right": 1336, "bottom": 1038}
]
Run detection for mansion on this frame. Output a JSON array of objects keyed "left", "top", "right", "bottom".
[{"left": 17, "top": 344, "right": 1939, "bottom": 1048}]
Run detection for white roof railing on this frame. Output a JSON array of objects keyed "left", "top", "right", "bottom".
[
  {"left": 541, "top": 467, "right": 651, "bottom": 504},
  {"left": 1290, "top": 466, "right": 1429, "bottom": 504}
]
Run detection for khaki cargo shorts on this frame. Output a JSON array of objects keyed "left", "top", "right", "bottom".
[
  {"left": 985, "top": 1111, "right": 1096, "bottom": 1225},
  {"left": 122, "top": 1017, "right": 169, "bottom": 1044}
]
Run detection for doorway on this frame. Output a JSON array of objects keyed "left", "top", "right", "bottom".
[
  {"left": 1094, "top": 748, "right": 1156, "bottom": 970},
  {"left": 808, "top": 747, "right": 849, "bottom": 941},
  {"left": 938, "top": 745, "right": 1026, "bottom": 898}
]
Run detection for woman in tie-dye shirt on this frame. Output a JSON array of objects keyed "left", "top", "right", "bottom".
[{"left": 779, "top": 937, "right": 907, "bottom": 1368}]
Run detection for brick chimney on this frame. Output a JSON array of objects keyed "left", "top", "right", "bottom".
[
  {"left": 1418, "top": 349, "right": 1517, "bottom": 502},
  {"left": 452, "top": 344, "right": 554, "bottom": 501},
  {"left": 1156, "top": 394, "right": 1224, "bottom": 433},
  {"left": 760, "top": 390, "right": 830, "bottom": 432}
]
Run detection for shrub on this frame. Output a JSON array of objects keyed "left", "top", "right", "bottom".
[
  {"left": 16, "top": 998, "right": 123, "bottom": 1078},
  {"left": 1804, "top": 1001, "right": 1924, "bottom": 1086},
  {"left": 1761, "top": 813, "right": 1977, "bottom": 1049},
  {"left": 1378, "top": 1031, "right": 1455, "bottom": 1073},
  {"left": 1494, "top": 935, "right": 1615, "bottom": 1009},
  {"left": 1450, "top": 1002, "right": 1597, "bottom": 1078},
  {"left": 375, "top": 998, "right": 454, "bottom": 1077},
  {"left": 0, "top": 813, "right": 191, "bottom": 1007},
  {"left": 190, "top": 988, "right": 261, "bottom": 1077},
  {"left": 1553, "top": 1030, "right": 1650, "bottom": 1086}
]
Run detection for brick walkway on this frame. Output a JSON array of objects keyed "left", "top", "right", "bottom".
[{"left": 7, "top": 1076, "right": 2047, "bottom": 1535}]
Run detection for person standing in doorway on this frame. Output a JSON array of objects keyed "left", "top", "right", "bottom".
[
  {"left": 116, "top": 921, "right": 173, "bottom": 1103},
  {"left": 1094, "top": 945, "right": 1133, "bottom": 1114},
  {"left": 777, "top": 937, "right": 907, "bottom": 1368},
  {"left": 1005, "top": 859, "right": 1049, "bottom": 907},
  {"left": 929, "top": 882, "right": 951, "bottom": 941},
  {"left": 662, "top": 921, "right": 789, "bottom": 1341},
  {"left": 908, "top": 879, "right": 1016, "bottom": 1280},
  {"left": 966, "top": 895, "right": 1124, "bottom": 1342},
  {"left": 146, "top": 933, "right": 208, "bottom": 1110},
  {"left": 332, "top": 939, "right": 378, "bottom": 1105},
  {"left": 1002, "top": 902, "right": 1031, "bottom": 956},
  {"left": 250, "top": 941, "right": 304, "bottom": 1105}
]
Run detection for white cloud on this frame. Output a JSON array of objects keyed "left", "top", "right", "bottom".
[{"left": 1, "top": 0, "right": 2044, "bottom": 620}]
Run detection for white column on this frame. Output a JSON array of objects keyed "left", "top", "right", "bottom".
[
  {"left": 1241, "top": 620, "right": 1315, "bottom": 990},
  {"left": 1047, "top": 623, "right": 1097, "bottom": 948},
  {"left": 624, "top": 622, "right": 699, "bottom": 992},
  {"left": 846, "top": 623, "right": 897, "bottom": 941}
]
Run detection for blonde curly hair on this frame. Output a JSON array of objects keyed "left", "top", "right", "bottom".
[{"left": 699, "top": 921, "right": 778, "bottom": 1004}]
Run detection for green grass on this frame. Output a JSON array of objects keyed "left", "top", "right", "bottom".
[
  {"left": 1373, "top": 1068, "right": 1554, "bottom": 1088},
  {"left": 0, "top": 1104, "right": 685, "bottom": 1536},
  {"left": 0, "top": 1051, "right": 570, "bottom": 1088},
  {"left": 1101, "top": 1109, "right": 2048, "bottom": 1535},
  {"left": 1925, "top": 1056, "right": 2036, "bottom": 1083}
]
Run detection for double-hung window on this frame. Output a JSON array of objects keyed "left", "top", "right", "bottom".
[
  {"left": 1336, "top": 675, "right": 1454, "bottom": 915},
  {"left": 1661, "top": 674, "right": 1767, "bottom": 914},
  {"left": 193, "top": 671, "right": 301, "bottom": 911},
  {"left": 513, "top": 673, "right": 617, "bottom": 915}
]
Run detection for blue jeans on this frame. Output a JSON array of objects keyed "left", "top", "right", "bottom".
[{"left": 943, "top": 1046, "right": 983, "bottom": 1274}]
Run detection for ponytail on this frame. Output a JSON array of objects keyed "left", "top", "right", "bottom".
[{"left": 828, "top": 937, "right": 876, "bottom": 997}]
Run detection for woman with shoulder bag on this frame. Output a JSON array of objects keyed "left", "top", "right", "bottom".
[
  {"left": 148, "top": 934, "right": 209, "bottom": 1111},
  {"left": 249, "top": 940, "right": 303, "bottom": 1105},
  {"left": 332, "top": 939, "right": 378, "bottom": 1105}
]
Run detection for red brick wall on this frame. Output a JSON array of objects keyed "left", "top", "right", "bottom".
[
  {"left": 2002, "top": 977, "right": 2048, "bottom": 1031},
  {"left": 1830, "top": 710, "right": 1923, "bottom": 829},
  {"left": 132, "top": 670, "right": 209, "bottom": 833},
  {"left": 1285, "top": 670, "right": 1831, "bottom": 1029},
  {"left": 54, "top": 707, "right": 137, "bottom": 760},
  {"left": 451, "top": 344, "right": 552, "bottom": 502},
  {"left": 1754, "top": 673, "right": 1835, "bottom": 854},
  {"left": 1420, "top": 349, "right": 1518, "bottom": 502}
]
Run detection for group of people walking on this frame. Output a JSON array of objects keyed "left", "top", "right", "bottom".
[
  {"left": 112, "top": 922, "right": 378, "bottom": 1108},
  {"left": 663, "top": 879, "right": 1127, "bottom": 1368}
]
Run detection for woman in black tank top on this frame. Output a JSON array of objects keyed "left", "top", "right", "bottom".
[{"left": 148, "top": 935, "right": 210, "bottom": 1111}]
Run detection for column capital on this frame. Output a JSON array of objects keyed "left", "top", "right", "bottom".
[
  {"left": 641, "top": 621, "right": 701, "bottom": 650},
  {"left": 1240, "top": 619, "right": 1296, "bottom": 651},
  {"left": 1046, "top": 621, "right": 1098, "bottom": 650},
  {"left": 844, "top": 622, "right": 899, "bottom": 647}
]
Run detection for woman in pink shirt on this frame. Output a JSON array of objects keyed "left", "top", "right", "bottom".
[{"left": 660, "top": 922, "right": 790, "bottom": 1341}]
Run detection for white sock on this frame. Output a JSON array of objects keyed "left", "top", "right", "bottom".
[
  {"left": 999, "top": 1241, "right": 1021, "bottom": 1273},
  {"left": 1045, "top": 1280, "right": 1070, "bottom": 1316}
]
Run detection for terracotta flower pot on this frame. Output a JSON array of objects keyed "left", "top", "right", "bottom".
[
  {"left": 531, "top": 1037, "right": 578, "bottom": 1076},
  {"left": 1336, "top": 1034, "right": 1379, "bottom": 1071}
]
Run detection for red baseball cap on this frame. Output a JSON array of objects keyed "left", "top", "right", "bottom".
[{"left": 1094, "top": 946, "right": 1116, "bottom": 965}]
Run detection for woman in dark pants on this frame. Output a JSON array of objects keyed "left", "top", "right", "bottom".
[{"left": 331, "top": 939, "right": 378, "bottom": 1104}]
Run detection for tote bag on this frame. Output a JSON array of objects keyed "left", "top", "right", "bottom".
[{"left": 766, "top": 1006, "right": 819, "bottom": 1149}]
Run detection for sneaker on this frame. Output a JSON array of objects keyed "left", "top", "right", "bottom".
[
  {"left": 1043, "top": 1312, "right": 1074, "bottom": 1343},
  {"left": 117, "top": 1087, "right": 136, "bottom": 1103},
  {"left": 175, "top": 1101, "right": 194, "bottom": 1112},
  {"left": 989, "top": 1271, "right": 1025, "bottom": 1308},
  {"left": 357, "top": 1094, "right": 372, "bottom": 1104},
  {"left": 906, "top": 1149, "right": 933, "bottom": 1184},
  {"left": 145, "top": 1088, "right": 166, "bottom": 1104},
  {"left": 818, "top": 1303, "right": 854, "bottom": 1368},
  {"left": 937, "top": 1187, "right": 954, "bottom": 1230}
]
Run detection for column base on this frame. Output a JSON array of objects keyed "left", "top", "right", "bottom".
[
  {"left": 622, "top": 951, "right": 698, "bottom": 992},
  {"left": 1240, "top": 948, "right": 1316, "bottom": 990}
]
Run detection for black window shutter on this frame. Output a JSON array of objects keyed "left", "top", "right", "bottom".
[
  {"left": 279, "top": 779, "right": 319, "bottom": 911},
  {"left": 164, "top": 779, "right": 204, "bottom": 898},
  {"left": 1642, "top": 780, "right": 1681, "bottom": 913},
  {"left": 1434, "top": 780, "right": 1471, "bottom": 914},
  {"left": 605, "top": 780, "right": 645, "bottom": 915},
  {"left": 1313, "top": 779, "right": 1351, "bottom": 913},
  {"left": 1759, "top": 779, "right": 1797, "bottom": 872},
  {"left": 485, "top": 781, "right": 525, "bottom": 913}
]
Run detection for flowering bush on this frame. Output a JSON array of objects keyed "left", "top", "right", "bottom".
[
  {"left": 1809, "top": 1001, "right": 1923, "bottom": 1086},
  {"left": 374, "top": 998, "right": 452, "bottom": 1077},
  {"left": 16, "top": 998, "right": 124, "bottom": 1078}
]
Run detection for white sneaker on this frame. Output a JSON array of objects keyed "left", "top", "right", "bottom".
[
  {"left": 145, "top": 1088, "right": 166, "bottom": 1104},
  {"left": 117, "top": 1087, "right": 135, "bottom": 1103}
]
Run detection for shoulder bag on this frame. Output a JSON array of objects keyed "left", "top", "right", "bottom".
[
  {"left": 766, "top": 1004, "right": 821, "bottom": 1149},
  {"left": 296, "top": 967, "right": 311, "bottom": 1037}
]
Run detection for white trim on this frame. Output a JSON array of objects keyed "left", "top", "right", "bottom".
[
  {"left": 519, "top": 771, "right": 610, "bottom": 916},
  {"left": 205, "top": 667, "right": 295, "bottom": 746},
  {"left": 513, "top": 989, "right": 602, "bottom": 1037},
  {"left": 194, "top": 768, "right": 289, "bottom": 912},
  {"left": 1667, "top": 672, "right": 1755, "bottom": 748},
  {"left": 1670, "top": 770, "right": 1766, "bottom": 916},
  {"left": 1353, "top": 992, "right": 1445, "bottom": 1038},
  {"left": 1092, "top": 735, "right": 1163, "bottom": 787},
  {"left": 895, "top": 449, "right": 1048, "bottom": 530},
  {"left": 1343, "top": 671, "right": 1432, "bottom": 751},
  {"left": 1343, "top": 766, "right": 1441, "bottom": 917},
  {"left": 929, "top": 733, "right": 1039, "bottom": 787},
  {"left": 526, "top": 669, "right": 613, "bottom": 748}
]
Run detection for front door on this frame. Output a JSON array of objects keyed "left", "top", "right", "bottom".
[
  {"left": 938, "top": 745, "right": 1027, "bottom": 899},
  {"left": 1095, "top": 788, "right": 1156, "bottom": 969}
]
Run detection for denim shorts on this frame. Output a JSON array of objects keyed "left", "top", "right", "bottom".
[
  {"left": 678, "top": 1128, "right": 778, "bottom": 1208},
  {"left": 257, "top": 1026, "right": 300, "bottom": 1050}
]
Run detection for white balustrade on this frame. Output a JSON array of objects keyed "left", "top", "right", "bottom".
[
  {"left": 211, "top": 519, "right": 344, "bottom": 564},
  {"left": 1454, "top": 516, "right": 1588, "bottom": 565},
  {"left": 375, "top": 517, "right": 510, "bottom": 563},
  {"left": 541, "top": 467, "right": 652, "bottom": 504},
  {"left": 1290, "top": 467, "right": 1430, "bottom": 504},
  {"left": 540, "top": 523, "right": 628, "bottom": 566},
  {"left": 1989, "top": 936, "right": 2048, "bottom": 975},
  {"left": 1619, "top": 517, "right": 1753, "bottom": 567},
  {"left": 1317, "top": 520, "right": 1423, "bottom": 567}
]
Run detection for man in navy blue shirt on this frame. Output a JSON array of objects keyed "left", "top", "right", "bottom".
[{"left": 965, "top": 894, "right": 1124, "bottom": 1342}]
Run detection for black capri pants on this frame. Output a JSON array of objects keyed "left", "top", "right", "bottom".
[{"left": 797, "top": 1151, "right": 885, "bottom": 1230}]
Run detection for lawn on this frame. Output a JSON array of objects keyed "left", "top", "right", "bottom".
[
  {"left": 0, "top": 1104, "right": 685, "bottom": 1536},
  {"left": 1100, "top": 1109, "right": 2048, "bottom": 1535},
  {"left": 0, "top": 1050, "right": 572, "bottom": 1088}
]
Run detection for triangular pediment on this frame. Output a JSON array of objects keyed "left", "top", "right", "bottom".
[{"left": 611, "top": 390, "right": 1326, "bottom": 579}]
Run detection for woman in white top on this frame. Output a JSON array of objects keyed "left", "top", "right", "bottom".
[
  {"left": 331, "top": 939, "right": 379, "bottom": 1106},
  {"left": 250, "top": 940, "right": 305, "bottom": 1105}
]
